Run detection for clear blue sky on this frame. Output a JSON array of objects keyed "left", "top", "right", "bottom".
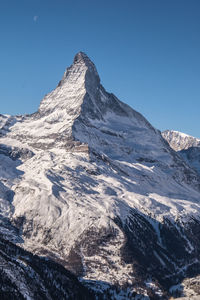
[{"left": 0, "top": 0, "right": 200, "bottom": 138}]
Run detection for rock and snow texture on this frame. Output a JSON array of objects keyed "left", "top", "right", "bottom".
[
  {"left": 0, "top": 235, "right": 94, "bottom": 300},
  {"left": 162, "top": 130, "right": 200, "bottom": 175},
  {"left": 162, "top": 130, "right": 200, "bottom": 152},
  {"left": 0, "top": 52, "right": 200, "bottom": 299}
]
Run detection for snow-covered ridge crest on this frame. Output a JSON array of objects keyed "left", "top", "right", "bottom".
[
  {"left": 162, "top": 130, "right": 200, "bottom": 151},
  {"left": 162, "top": 129, "right": 200, "bottom": 176}
]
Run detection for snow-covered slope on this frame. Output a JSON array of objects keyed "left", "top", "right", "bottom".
[
  {"left": 0, "top": 52, "right": 200, "bottom": 299},
  {"left": 162, "top": 130, "right": 200, "bottom": 175},
  {"left": 162, "top": 130, "right": 200, "bottom": 151}
]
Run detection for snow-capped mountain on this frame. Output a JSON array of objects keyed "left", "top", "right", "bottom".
[
  {"left": 0, "top": 52, "right": 200, "bottom": 299},
  {"left": 162, "top": 130, "right": 200, "bottom": 175},
  {"left": 162, "top": 130, "right": 200, "bottom": 152}
]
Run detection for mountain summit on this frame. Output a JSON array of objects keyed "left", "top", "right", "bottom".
[
  {"left": 73, "top": 51, "right": 100, "bottom": 73},
  {"left": 0, "top": 53, "right": 200, "bottom": 299},
  {"left": 8, "top": 52, "right": 155, "bottom": 154},
  {"left": 57, "top": 51, "right": 100, "bottom": 89}
]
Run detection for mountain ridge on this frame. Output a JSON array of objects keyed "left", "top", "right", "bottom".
[
  {"left": 162, "top": 130, "right": 200, "bottom": 151},
  {"left": 162, "top": 129, "right": 200, "bottom": 177}
]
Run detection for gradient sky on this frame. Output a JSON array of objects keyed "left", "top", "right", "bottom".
[{"left": 0, "top": 0, "right": 199, "bottom": 138}]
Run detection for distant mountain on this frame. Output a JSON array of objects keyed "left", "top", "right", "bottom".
[
  {"left": 162, "top": 130, "right": 200, "bottom": 175},
  {"left": 0, "top": 52, "right": 200, "bottom": 299},
  {"left": 162, "top": 130, "right": 200, "bottom": 151}
]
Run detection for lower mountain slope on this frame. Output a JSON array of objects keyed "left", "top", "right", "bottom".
[{"left": 0, "top": 234, "right": 94, "bottom": 300}]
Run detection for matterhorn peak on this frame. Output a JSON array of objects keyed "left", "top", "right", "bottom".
[
  {"left": 55, "top": 51, "right": 100, "bottom": 91},
  {"left": 73, "top": 51, "right": 94, "bottom": 66},
  {"left": 38, "top": 52, "right": 153, "bottom": 140}
]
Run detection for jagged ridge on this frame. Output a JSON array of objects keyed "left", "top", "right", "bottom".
[{"left": 162, "top": 130, "right": 200, "bottom": 175}]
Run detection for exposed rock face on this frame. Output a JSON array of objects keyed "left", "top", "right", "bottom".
[
  {"left": 0, "top": 53, "right": 200, "bottom": 299},
  {"left": 162, "top": 130, "right": 200, "bottom": 175}
]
